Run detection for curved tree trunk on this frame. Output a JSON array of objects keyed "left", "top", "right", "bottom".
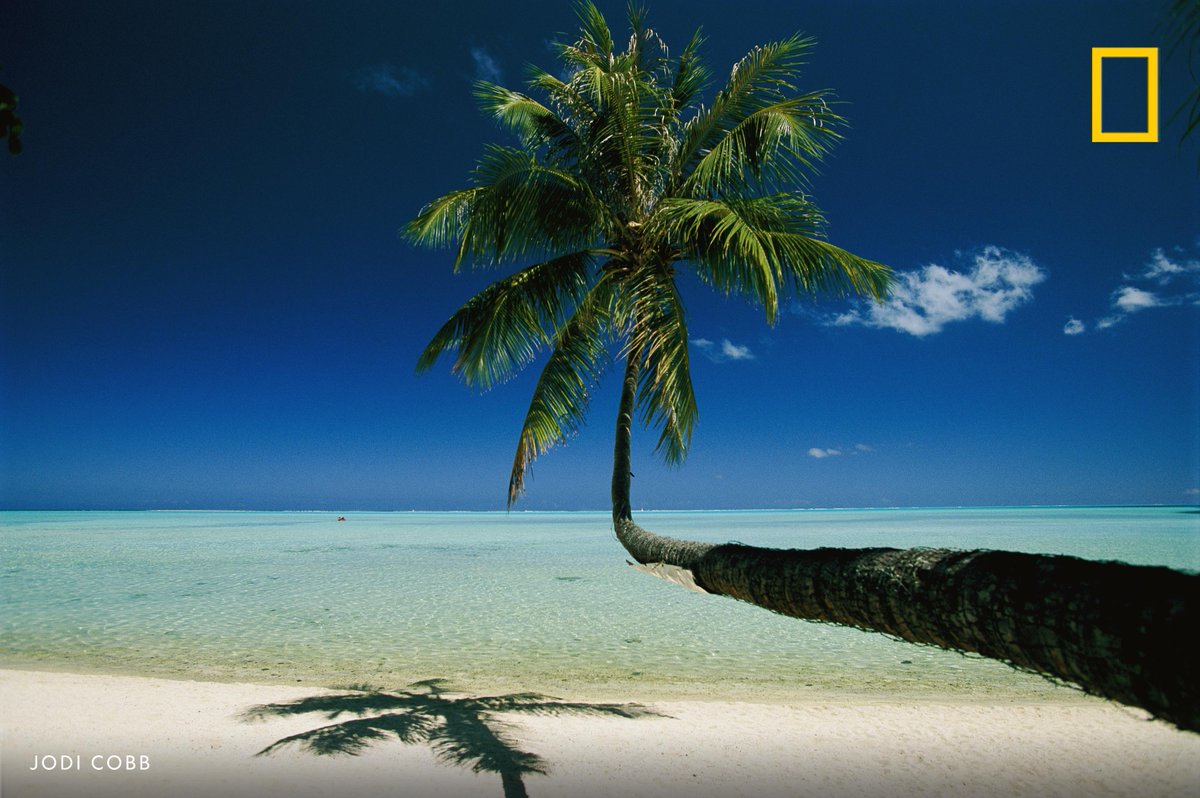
[
  {"left": 610, "top": 358, "right": 1200, "bottom": 733},
  {"left": 610, "top": 351, "right": 640, "bottom": 527}
]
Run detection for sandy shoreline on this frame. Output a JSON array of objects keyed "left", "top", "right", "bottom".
[{"left": 3, "top": 669, "right": 1198, "bottom": 798}]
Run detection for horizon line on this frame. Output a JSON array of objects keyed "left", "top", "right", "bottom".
[{"left": 1, "top": 502, "right": 1194, "bottom": 514}]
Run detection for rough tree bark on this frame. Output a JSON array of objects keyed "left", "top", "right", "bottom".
[{"left": 611, "top": 356, "right": 1200, "bottom": 733}]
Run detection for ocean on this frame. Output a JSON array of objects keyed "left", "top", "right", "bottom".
[{"left": 2, "top": 507, "right": 1196, "bottom": 700}]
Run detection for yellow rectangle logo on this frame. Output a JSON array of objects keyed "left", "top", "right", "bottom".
[{"left": 1091, "top": 47, "right": 1158, "bottom": 142}]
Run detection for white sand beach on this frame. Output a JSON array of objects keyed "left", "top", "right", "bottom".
[{"left": 3, "top": 669, "right": 1198, "bottom": 798}]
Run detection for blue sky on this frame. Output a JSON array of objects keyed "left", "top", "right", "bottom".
[{"left": 1, "top": 0, "right": 1197, "bottom": 510}]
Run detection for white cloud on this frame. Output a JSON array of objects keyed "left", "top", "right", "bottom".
[
  {"left": 1112, "top": 286, "right": 1160, "bottom": 312},
  {"left": 831, "top": 246, "right": 1045, "bottom": 337},
  {"left": 1063, "top": 317, "right": 1086, "bottom": 335},
  {"left": 720, "top": 340, "right": 754, "bottom": 360},
  {"left": 352, "top": 64, "right": 430, "bottom": 97},
  {"left": 471, "top": 47, "right": 503, "bottom": 82},
  {"left": 1139, "top": 248, "right": 1200, "bottom": 283},
  {"left": 854, "top": 443, "right": 874, "bottom": 453},
  {"left": 692, "top": 337, "right": 755, "bottom": 363},
  {"left": 807, "top": 448, "right": 842, "bottom": 459},
  {"left": 1069, "top": 245, "right": 1200, "bottom": 333}
]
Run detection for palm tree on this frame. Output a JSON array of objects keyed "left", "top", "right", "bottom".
[
  {"left": 408, "top": 4, "right": 888, "bottom": 508},
  {"left": 407, "top": 3, "right": 1199, "bottom": 732}
]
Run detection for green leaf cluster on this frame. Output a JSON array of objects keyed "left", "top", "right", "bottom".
[{"left": 406, "top": 2, "right": 892, "bottom": 505}]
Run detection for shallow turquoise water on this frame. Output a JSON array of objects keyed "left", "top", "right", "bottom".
[{"left": 2, "top": 507, "right": 1196, "bottom": 699}]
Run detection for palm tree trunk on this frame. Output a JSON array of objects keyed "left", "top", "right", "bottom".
[
  {"left": 609, "top": 356, "right": 1200, "bottom": 732},
  {"left": 610, "top": 353, "right": 639, "bottom": 527}
]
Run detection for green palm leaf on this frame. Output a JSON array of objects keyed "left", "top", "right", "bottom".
[
  {"left": 417, "top": 251, "right": 598, "bottom": 390},
  {"left": 660, "top": 194, "right": 888, "bottom": 323},
  {"left": 673, "top": 34, "right": 820, "bottom": 188},
  {"left": 406, "top": 148, "right": 602, "bottom": 269},
  {"left": 683, "top": 93, "right": 842, "bottom": 193},
  {"left": 508, "top": 278, "right": 615, "bottom": 505},
  {"left": 623, "top": 268, "right": 697, "bottom": 465},
  {"left": 403, "top": 187, "right": 483, "bottom": 260},
  {"left": 770, "top": 235, "right": 891, "bottom": 301},
  {"left": 668, "top": 28, "right": 710, "bottom": 114},
  {"left": 474, "top": 81, "right": 580, "bottom": 154},
  {"left": 525, "top": 66, "right": 599, "bottom": 132},
  {"left": 573, "top": 0, "right": 615, "bottom": 62}
]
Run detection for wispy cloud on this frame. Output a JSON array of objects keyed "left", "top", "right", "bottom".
[
  {"left": 471, "top": 47, "right": 503, "bottom": 82},
  {"left": 352, "top": 64, "right": 430, "bottom": 97},
  {"left": 807, "top": 447, "right": 842, "bottom": 459},
  {"left": 1067, "top": 246, "right": 1200, "bottom": 334},
  {"left": 1063, "top": 317, "right": 1086, "bottom": 335},
  {"left": 830, "top": 246, "right": 1045, "bottom": 337},
  {"left": 808, "top": 443, "right": 875, "bottom": 459},
  {"left": 1139, "top": 248, "right": 1200, "bottom": 283},
  {"left": 692, "top": 337, "right": 755, "bottom": 363}
]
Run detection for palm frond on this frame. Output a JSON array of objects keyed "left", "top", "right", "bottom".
[
  {"left": 554, "top": 0, "right": 622, "bottom": 79},
  {"left": 542, "top": 16, "right": 674, "bottom": 210},
  {"left": 623, "top": 4, "right": 672, "bottom": 75},
  {"left": 410, "top": 146, "right": 604, "bottom": 268},
  {"left": 660, "top": 194, "right": 889, "bottom": 322},
  {"left": 672, "top": 35, "right": 821, "bottom": 187},
  {"left": 771, "top": 234, "right": 892, "bottom": 301},
  {"left": 474, "top": 81, "right": 580, "bottom": 154},
  {"left": 473, "top": 144, "right": 597, "bottom": 254},
  {"left": 526, "top": 66, "right": 599, "bottom": 132},
  {"left": 605, "top": 70, "right": 656, "bottom": 211},
  {"left": 557, "top": 44, "right": 608, "bottom": 75},
  {"left": 668, "top": 28, "right": 710, "bottom": 114},
  {"left": 417, "top": 251, "right": 598, "bottom": 390},
  {"left": 683, "top": 93, "right": 842, "bottom": 193},
  {"left": 549, "top": 66, "right": 660, "bottom": 219},
  {"left": 575, "top": 0, "right": 615, "bottom": 61},
  {"left": 657, "top": 195, "right": 790, "bottom": 322},
  {"left": 623, "top": 268, "right": 697, "bottom": 465},
  {"left": 508, "top": 278, "right": 615, "bottom": 505},
  {"left": 660, "top": 196, "right": 780, "bottom": 320},
  {"left": 404, "top": 187, "right": 483, "bottom": 260}
]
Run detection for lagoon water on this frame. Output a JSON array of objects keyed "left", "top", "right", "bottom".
[{"left": 2, "top": 507, "right": 1196, "bottom": 700}]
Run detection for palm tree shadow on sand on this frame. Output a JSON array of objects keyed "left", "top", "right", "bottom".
[{"left": 243, "top": 679, "right": 664, "bottom": 798}]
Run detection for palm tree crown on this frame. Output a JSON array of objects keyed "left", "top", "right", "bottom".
[{"left": 406, "top": 2, "right": 891, "bottom": 506}]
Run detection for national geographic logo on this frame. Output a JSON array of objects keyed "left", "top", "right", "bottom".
[{"left": 1091, "top": 47, "right": 1159, "bottom": 142}]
